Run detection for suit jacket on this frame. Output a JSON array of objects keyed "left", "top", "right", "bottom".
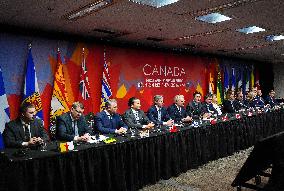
[
  {"left": 186, "top": 101, "right": 202, "bottom": 119},
  {"left": 123, "top": 109, "right": 151, "bottom": 129},
  {"left": 201, "top": 102, "right": 218, "bottom": 115},
  {"left": 56, "top": 112, "right": 92, "bottom": 141},
  {"left": 223, "top": 100, "right": 237, "bottom": 113},
  {"left": 266, "top": 96, "right": 278, "bottom": 107},
  {"left": 3, "top": 118, "right": 49, "bottom": 148},
  {"left": 235, "top": 100, "right": 248, "bottom": 111},
  {"left": 167, "top": 104, "right": 187, "bottom": 123},
  {"left": 95, "top": 111, "right": 128, "bottom": 134},
  {"left": 147, "top": 105, "right": 170, "bottom": 125},
  {"left": 252, "top": 96, "right": 265, "bottom": 108}
]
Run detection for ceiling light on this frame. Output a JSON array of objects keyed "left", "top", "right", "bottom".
[
  {"left": 196, "top": 13, "right": 232, "bottom": 24},
  {"left": 237, "top": 26, "right": 265, "bottom": 34},
  {"left": 65, "top": 0, "right": 112, "bottom": 20},
  {"left": 266, "top": 35, "right": 284, "bottom": 41},
  {"left": 130, "top": 0, "right": 179, "bottom": 8}
]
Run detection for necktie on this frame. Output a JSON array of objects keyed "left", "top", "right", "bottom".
[
  {"left": 73, "top": 121, "right": 79, "bottom": 136},
  {"left": 158, "top": 108, "right": 162, "bottom": 122},
  {"left": 24, "top": 124, "right": 30, "bottom": 142}
]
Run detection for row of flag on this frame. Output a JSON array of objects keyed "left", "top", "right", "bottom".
[
  {"left": 207, "top": 61, "right": 259, "bottom": 104},
  {"left": 0, "top": 46, "right": 112, "bottom": 149}
]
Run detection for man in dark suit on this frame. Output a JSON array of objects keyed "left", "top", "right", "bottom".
[
  {"left": 147, "top": 95, "right": 173, "bottom": 126},
  {"left": 223, "top": 90, "right": 237, "bottom": 113},
  {"left": 266, "top": 89, "right": 278, "bottom": 108},
  {"left": 123, "top": 97, "right": 154, "bottom": 129},
  {"left": 96, "top": 99, "right": 128, "bottom": 134},
  {"left": 3, "top": 102, "right": 49, "bottom": 148},
  {"left": 167, "top": 94, "right": 192, "bottom": 124},
  {"left": 252, "top": 89, "right": 266, "bottom": 108},
  {"left": 201, "top": 93, "right": 218, "bottom": 118},
  {"left": 56, "top": 102, "right": 92, "bottom": 142},
  {"left": 234, "top": 91, "right": 248, "bottom": 111},
  {"left": 186, "top": 91, "right": 203, "bottom": 119}
]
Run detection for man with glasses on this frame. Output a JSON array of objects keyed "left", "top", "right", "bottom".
[
  {"left": 3, "top": 102, "right": 49, "bottom": 148},
  {"left": 56, "top": 102, "right": 92, "bottom": 142}
]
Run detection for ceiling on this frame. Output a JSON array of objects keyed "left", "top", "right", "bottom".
[{"left": 1, "top": 0, "right": 284, "bottom": 63}]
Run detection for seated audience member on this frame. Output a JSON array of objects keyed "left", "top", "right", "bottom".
[
  {"left": 123, "top": 97, "right": 154, "bottom": 129},
  {"left": 96, "top": 99, "right": 128, "bottom": 134},
  {"left": 186, "top": 91, "right": 203, "bottom": 119},
  {"left": 234, "top": 91, "right": 248, "bottom": 111},
  {"left": 56, "top": 102, "right": 92, "bottom": 142},
  {"left": 266, "top": 89, "right": 279, "bottom": 108},
  {"left": 167, "top": 95, "right": 192, "bottom": 123},
  {"left": 3, "top": 102, "right": 49, "bottom": 148},
  {"left": 252, "top": 89, "right": 266, "bottom": 108},
  {"left": 201, "top": 93, "right": 218, "bottom": 118},
  {"left": 223, "top": 90, "right": 237, "bottom": 113},
  {"left": 147, "top": 95, "right": 173, "bottom": 126},
  {"left": 212, "top": 94, "right": 222, "bottom": 115}
]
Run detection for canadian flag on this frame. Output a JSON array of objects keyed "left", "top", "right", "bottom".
[
  {"left": 248, "top": 111, "right": 253, "bottom": 116},
  {"left": 170, "top": 125, "right": 178, "bottom": 133},
  {"left": 235, "top": 113, "right": 241, "bottom": 119},
  {"left": 221, "top": 115, "right": 229, "bottom": 121},
  {"left": 210, "top": 119, "right": 217, "bottom": 125}
]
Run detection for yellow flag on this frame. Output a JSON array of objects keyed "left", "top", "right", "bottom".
[{"left": 50, "top": 51, "right": 70, "bottom": 125}]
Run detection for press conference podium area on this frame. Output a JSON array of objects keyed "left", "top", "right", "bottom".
[
  {"left": 232, "top": 131, "right": 284, "bottom": 190},
  {"left": 1, "top": 110, "right": 284, "bottom": 191}
]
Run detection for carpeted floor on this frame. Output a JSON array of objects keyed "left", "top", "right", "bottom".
[{"left": 141, "top": 147, "right": 270, "bottom": 191}]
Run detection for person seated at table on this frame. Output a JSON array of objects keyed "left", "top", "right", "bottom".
[
  {"left": 234, "top": 91, "right": 248, "bottom": 111},
  {"left": 252, "top": 88, "right": 266, "bottom": 108},
  {"left": 212, "top": 94, "right": 222, "bottom": 115},
  {"left": 167, "top": 94, "right": 192, "bottom": 124},
  {"left": 147, "top": 95, "right": 173, "bottom": 126},
  {"left": 266, "top": 89, "right": 279, "bottom": 108},
  {"left": 123, "top": 97, "right": 155, "bottom": 130},
  {"left": 186, "top": 91, "right": 203, "bottom": 119},
  {"left": 223, "top": 90, "right": 237, "bottom": 113},
  {"left": 56, "top": 102, "right": 92, "bottom": 142},
  {"left": 3, "top": 102, "right": 49, "bottom": 148},
  {"left": 95, "top": 99, "right": 128, "bottom": 135},
  {"left": 201, "top": 93, "right": 218, "bottom": 118}
]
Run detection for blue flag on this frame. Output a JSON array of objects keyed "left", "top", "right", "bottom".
[
  {"left": 231, "top": 67, "right": 236, "bottom": 91},
  {"left": 100, "top": 49, "right": 112, "bottom": 111},
  {"left": 0, "top": 66, "right": 10, "bottom": 149},
  {"left": 22, "top": 48, "right": 43, "bottom": 120},
  {"left": 224, "top": 66, "right": 229, "bottom": 96}
]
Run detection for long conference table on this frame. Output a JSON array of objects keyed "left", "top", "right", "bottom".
[{"left": 1, "top": 110, "right": 284, "bottom": 191}]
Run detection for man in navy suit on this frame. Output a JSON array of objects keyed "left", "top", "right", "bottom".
[
  {"left": 123, "top": 97, "right": 154, "bottom": 129},
  {"left": 167, "top": 94, "right": 192, "bottom": 124},
  {"left": 96, "top": 99, "right": 128, "bottom": 134},
  {"left": 3, "top": 102, "right": 49, "bottom": 148},
  {"left": 266, "top": 89, "right": 278, "bottom": 108},
  {"left": 201, "top": 94, "right": 218, "bottom": 118},
  {"left": 252, "top": 89, "right": 266, "bottom": 108},
  {"left": 223, "top": 90, "right": 237, "bottom": 113},
  {"left": 186, "top": 91, "right": 203, "bottom": 119},
  {"left": 56, "top": 102, "right": 92, "bottom": 142},
  {"left": 147, "top": 95, "right": 173, "bottom": 126}
]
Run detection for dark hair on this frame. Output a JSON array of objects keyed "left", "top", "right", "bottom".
[
  {"left": 128, "top": 97, "right": 139, "bottom": 107},
  {"left": 72, "top": 102, "right": 84, "bottom": 110},
  {"left": 193, "top": 91, "right": 201, "bottom": 97},
  {"left": 20, "top": 102, "right": 35, "bottom": 113},
  {"left": 204, "top": 93, "right": 212, "bottom": 100}
]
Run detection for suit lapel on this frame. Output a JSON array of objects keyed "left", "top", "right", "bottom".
[
  {"left": 16, "top": 118, "right": 25, "bottom": 140},
  {"left": 66, "top": 114, "right": 74, "bottom": 133}
]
